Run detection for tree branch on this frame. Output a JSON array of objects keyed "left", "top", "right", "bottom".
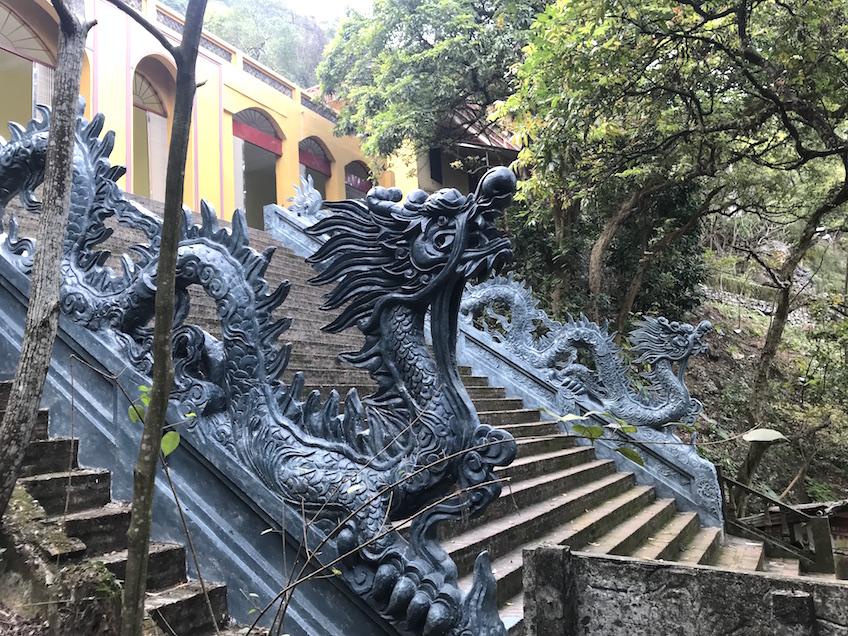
[{"left": 104, "top": 0, "right": 177, "bottom": 57}]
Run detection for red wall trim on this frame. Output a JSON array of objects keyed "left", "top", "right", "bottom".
[
  {"left": 232, "top": 120, "right": 282, "bottom": 156},
  {"left": 299, "top": 149, "right": 331, "bottom": 176}
]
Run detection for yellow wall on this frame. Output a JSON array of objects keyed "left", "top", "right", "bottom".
[
  {"left": 0, "top": 50, "right": 33, "bottom": 135},
  {"left": 0, "top": 0, "right": 405, "bottom": 225}
]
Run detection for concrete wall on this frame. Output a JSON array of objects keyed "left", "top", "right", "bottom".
[{"left": 523, "top": 546, "right": 848, "bottom": 636}]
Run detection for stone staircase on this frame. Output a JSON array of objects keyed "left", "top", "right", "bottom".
[
  {"left": 6, "top": 200, "right": 811, "bottom": 634},
  {"left": 3, "top": 381, "right": 232, "bottom": 635},
  {"left": 178, "top": 216, "right": 796, "bottom": 633}
]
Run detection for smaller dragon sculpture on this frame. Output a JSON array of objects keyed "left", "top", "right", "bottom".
[
  {"left": 0, "top": 101, "right": 518, "bottom": 636},
  {"left": 460, "top": 275, "right": 712, "bottom": 429}
]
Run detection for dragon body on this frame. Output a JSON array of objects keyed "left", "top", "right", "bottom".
[
  {"left": 0, "top": 102, "right": 516, "bottom": 636},
  {"left": 460, "top": 275, "right": 711, "bottom": 429}
]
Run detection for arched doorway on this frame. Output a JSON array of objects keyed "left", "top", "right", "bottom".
[
  {"left": 132, "top": 57, "right": 175, "bottom": 202},
  {"left": 344, "top": 161, "right": 373, "bottom": 198},
  {"left": 232, "top": 108, "right": 281, "bottom": 229},
  {"left": 298, "top": 137, "right": 331, "bottom": 199},
  {"left": 0, "top": 3, "right": 55, "bottom": 132}
]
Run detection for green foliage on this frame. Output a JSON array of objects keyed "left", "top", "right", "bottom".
[
  {"left": 128, "top": 385, "right": 184, "bottom": 457},
  {"left": 805, "top": 476, "right": 837, "bottom": 502},
  {"left": 161, "top": 0, "right": 330, "bottom": 86},
  {"left": 318, "top": 0, "right": 543, "bottom": 158},
  {"left": 501, "top": 0, "right": 848, "bottom": 328}
]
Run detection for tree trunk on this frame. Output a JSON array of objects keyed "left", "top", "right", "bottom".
[
  {"left": 0, "top": 0, "right": 92, "bottom": 518},
  {"left": 613, "top": 189, "right": 717, "bottom": 337},
  {"left": 113, "top": 1, "right": 208, "bottom": 634},
  {"left": 587, "top": 191, "right": 640, "bottom": 322},
  {"left": 615, "top": 247, "right": 650, "bottom": 339},
  {"left": 550, "top": 196, "right": 567, "bottom": 314},
  {"left": 735, "top": 181, "right": 848, "bottom": 512},
  {"left": 747, "top": 183, "right": 848, "bottom": 426}
]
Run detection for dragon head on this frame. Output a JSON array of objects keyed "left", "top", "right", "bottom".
[{"left": 307, "top": 167, "right": 516, "bottom": 333}]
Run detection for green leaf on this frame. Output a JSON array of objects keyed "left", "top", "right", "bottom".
[
  {"left": 248, "top": 609, "right": 257, "bottom": 615},
  {"left": 161, "top": 431, "right": 180, "bottom": 457},
  {"left": 606, "top": 422, "right": 638, "bottom": 434},
  {"left": 742, "top": 428, "right": 788, "bottom": 443},
  {"left": 138, "top": 385, "right": 152, "bottom": 392},
  {"left": 128, "top": 404, "right": 144, "bottom": 424},
  {"left": 616, "top": 447, "right": 644, "bottom": 466},
  {"left": 331, "top": 568, "right": 342, "bottom": 576},
  {"left": 184, "top": 412, "right": 197, "bottom": 418}
]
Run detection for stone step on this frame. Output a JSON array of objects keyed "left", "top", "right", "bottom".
[
  {"left": 19, "top": 469, "right": 112, "bottom": 515},
  {"left": 456, "top": 484, "right": 656, "bottom": 605},
  {"left": 581, "top": 498, "right": 677, "bottom": 556},
  {"left": 497, "top": 446, "right": 596, "bottom": 482},
  {"left": 514, "top": 435, "right": 574, "bottom": 458},
  {"left": 713, "top": 535, "right": 766, "bottom": 572},
  {"left": 469, "top": 397, "right": 525, "bottom": 412},
  {"left": 447, "top": 473, "right": 641, "bottom": 578},
  {"left": 763, "top": 556, "right": 801, "bottom": 578},
  {"left": 145, "top": 581, "right": 228, "bottom": 636},
  {"left": 99, "top": 542, "right": 188, "bottom": 591},
  {"left": 676, "top": 526, "right": 723, "bottom": 566},
  {"left": 58, "top": 501, "right": 132, "bottom": 556},
  {"left": 499, "top": 420, "right": 561, "bottom": 438},
  {"left": 630, "top": 511, "right": 702, "bottom": 562},
  {"left": 440, "top": 459, "right": 617, "bottom": 541},
  {"left": 477, "top": 409, "right": 541, "bottom": 427},
  {"left": 20, "top": 438, "right": 78, "bottom": 477},
  {"left": 0, "top": 404, "right": 50, "bottom": 441}
]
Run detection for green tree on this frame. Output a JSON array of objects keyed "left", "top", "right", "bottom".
[
  {"left": 318, "top": 0, "right": 542, "bottom": 161},
  {"left": 504, "top": 0, "right": 848, "bottom": 501},
  {"left": 204, "top": 0, "right": 329, "bottom": 87}
]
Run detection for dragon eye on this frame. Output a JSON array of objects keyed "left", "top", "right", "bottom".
[{"left": 434, "top": 234, "right": 454, "bottom": 249}]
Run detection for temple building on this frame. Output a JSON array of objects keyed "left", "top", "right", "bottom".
[{"left": 0, "top": 0, "right": 388, "bottom": 226}]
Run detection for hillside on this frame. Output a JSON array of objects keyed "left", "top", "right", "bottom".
[{"left": 686, "top": 292, "right": 848, "bottom": 506}]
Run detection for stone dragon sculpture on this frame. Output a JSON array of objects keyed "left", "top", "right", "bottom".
[
  {"left": 460, "top": 275, "right": 712, "bottom": 429},
  {"left": 0, "top": 100, "right": 517, "bottom": 636}
]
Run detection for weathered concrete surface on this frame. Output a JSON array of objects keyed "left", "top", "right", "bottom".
[{"left": 523, "top": 545, "right": 848, "bottom": 636}]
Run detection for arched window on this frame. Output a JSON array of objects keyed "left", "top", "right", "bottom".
[
  {"left": 232, "top": 108, "right": 281, "bottom": 229},
  {"left": 298, "top": 137, "right": 331, "bottom": 199},
  {"left": 0, "top": 3, "right": 55, "bottom": 132},
  {"left": 344, "top": 161, "right": 373, "bottom": 198},
  {"left": 132, "top": 58, "right": 174, "bottom": 202}
]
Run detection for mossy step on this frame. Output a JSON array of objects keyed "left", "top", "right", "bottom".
[
  {"left": 497, "top": 446, "right": 595, "bottom": 482},
  {"left": 440, "top": 459, "right": 617, "bottom": 541},
  {"left": 456, "top": 484, "right": 655, "bottom": 605},
  {"left": 514, "top": 434, "right": 574, "bottom": 458},
  {"left": 20, "top": 438, "right": 78, "bottom": 478},
  {"left": 630, "top": 511, "right": 702, "bottom": 562},
  {"left": 145, "top": 581, "right": 228, "bottom": 636},
  {"left": 581, "top": 498, "right": 677, "bottom": 557},
  {"left": 447, "top": 473, "right": 641, "bottom": 578},
  {"left": 676, "top": 526, "right": 723, "bottom": 566},
  {"left": 713, "top": 535, "right": 766, "bottom": 572},
  {"left": 478, "top": 409, "right": 542, "bottom": 427},
  {"left": 99, "top": 542, "right": 187, "bottom": 591},
  {"left": 58, "top": 501, "right": 132, "bottom": 556},
  {"left": 19, "top": 469, "right": 112, "bottom": 515}
]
